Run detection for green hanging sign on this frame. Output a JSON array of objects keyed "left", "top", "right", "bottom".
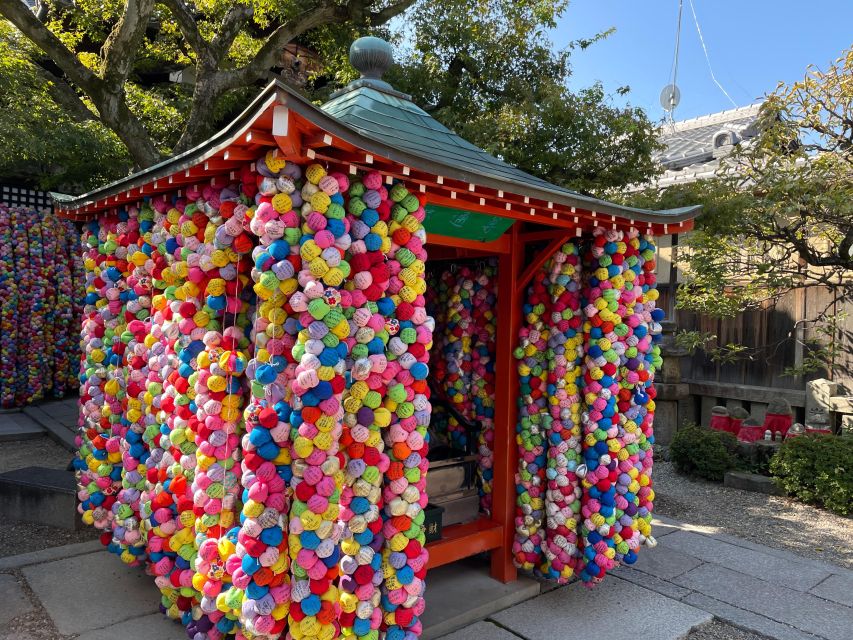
[{"left": 424, "top": 204, "right": 514, "bottom": 242}]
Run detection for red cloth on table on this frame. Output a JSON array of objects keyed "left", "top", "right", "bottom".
[{"left": 763, "top": 413, "right": 793, "bottom": 438}]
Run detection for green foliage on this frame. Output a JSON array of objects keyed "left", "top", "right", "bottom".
[
  {"left": 770, "top": 435, "right": 853, "bottom": 516},
  {"left": 389, "top": 0, "right": 662, "bottom": 194},
  {"left": 0, "top": 22, "right": 130, "bottom": 191},
  {"left": 670, "top": 423, "right": 738, "bottom": 481},
  {"left": 1, "top": 0, "right": 663, "bottom": 196},
  {"left": 621, "top": 46, "right": 853, "bottom": 377}
]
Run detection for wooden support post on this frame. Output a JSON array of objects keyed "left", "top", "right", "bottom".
[
  {"left": 490, "top": 225, "right": 522, "bottom": 583},
  {"left": 515, "top": 233, "right": 571, "bottom": 298}
]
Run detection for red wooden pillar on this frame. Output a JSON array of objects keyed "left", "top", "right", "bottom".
[{"left": 490, "top": 225, "right": 522, "bottom": 582}]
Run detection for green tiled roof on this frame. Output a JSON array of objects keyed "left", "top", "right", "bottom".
[
  {"left": 320, "top": 83, "right": 699, "bottom": 225},
  {"left": 322, "top": 86, "right": 572, "bottom": 195}
]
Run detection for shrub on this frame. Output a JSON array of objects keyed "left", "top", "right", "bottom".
[
  {"left": 670, "top": 424, "right": 738, "bottom": 481},
  {"left": 770, "top": 435, "right": 853, "bottom": 516}
]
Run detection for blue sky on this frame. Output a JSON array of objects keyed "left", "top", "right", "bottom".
[{"left": 552, "top": 0, "right": 853, "bottom": 122}]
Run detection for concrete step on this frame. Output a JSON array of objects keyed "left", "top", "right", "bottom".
[
  {"left": 23, "top": 403, "right": 77, "bottom": 451},
  {"left": 0, "top": 466, "right": 81, "bottom": 530},
  {"left": 0, "top": 411, "right": 46, "bottom": 442},
  {"left": 421, "top": 556, "right": 541, "bottom": 639}
]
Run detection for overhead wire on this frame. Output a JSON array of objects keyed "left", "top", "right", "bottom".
[{"left": 687, "top": 0, "right": 738, "bottom": 108}]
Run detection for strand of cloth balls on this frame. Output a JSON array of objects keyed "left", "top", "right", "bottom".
[
  {"left": 235, "top": 155, "right": 305, "bottom": 638},
  {"left": 188, "top": 180, "right": 256, "bottom": 640},
  {"left": 30, "top": 213, "right": 53, "bottom": 396},
  {"left": 23, "top": 208, "right": 50, "bottom": 401},
  {"left": 76, "top": 219, "right": 114, "bottom": 537},
  {"left": 337, "top": 170, "right": 395, "bottom": 640},
  {"left": 470, "top": 260, "right": 497, "bottom": 513},
  {"left": 131, "top": 198, "right": 174, "bottom": 576},
  {"left": 0, "top": 204, "right": 17, "bottom": 407},
  {"left": 512, "top": 265, "right": 552, "bottom": 575},
  {"left": 50, "top": 214, "right": 85, "bottom": 398},
  {"left": 112, "top": 204, "right": 155, "bottom": 565},
  {"left": 0, "top": 206, "right": 82, "bottom": 406},
  {"left": 138, "top": 197, "right": 187, "bottom": 621},
  {"left": 578, "top": 229, "right": 660, "bottom": 585},
  {"left": 9, "top": 206, "right": 30, "bottom": 403},
  {"left": 423, "top": 270, "right": 450, "bottom": 445},
  {"left": 379, "top": 178, "right": 432, "bottom": 640},
  {"left": 77, "top": 214, "right": 133, "bottom": 536},
  {"left": 539, "top": 244, "right": 584, "bottom": 583},
  {"left": 439, "top": 267, "right": 476, "bottom": 451},
  {"left": 286, "top": 162, "right": 353, "bottom": 640},
  {"left": 159, "top": 196, "right": 211, "bottom": 624}
]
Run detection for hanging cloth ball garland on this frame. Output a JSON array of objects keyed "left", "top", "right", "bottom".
[
  {"left": 512, "top": 267, "right": 551, "bottom": 574},
  {"left": 512, "top": 243, "right": 584, "bottom": 582},
  {"left": 111, "top": 204, "right": 154, "bottom": 564},
  {"left": 470, "top": 261, "right": 497, "bottom": 513},
  {"left": 0, "top": 206, "right": 84, "bottom": 407},
  {"left": 234, "top": 155, "right": 309, "bottom": 639},
  {"left": 188, "top": 180, "right": 255, "bottom": 639},
  {"left": 76, "top": 219, "right": 116, "bottom": 539},
  {"left": 0, "top": 204, "right": 16, "bottom": 406},
  {"left": 539, "top": 244, "right": 584, "bottom": 583},
  {"left": 286, "top": 162, "right": 352, "bottom": 640},
  {"left": 137, "top": 197, "right": 189, "bottom": 623},
  {"left": 379, "top": 179, "right": 432, "bottom": 640},
  {"left": 75, "top": 212, "right": 136, "bottom": 539},
  {"left": 336, "top": 169, "right": 392, "bottom": 640},
  {"left": 579, "top": 229, "right": 660, "bottom": 585}
]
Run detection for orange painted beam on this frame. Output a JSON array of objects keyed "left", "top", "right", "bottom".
[{"left": 426, "top": 518, "right": 504, "bottom": 570}]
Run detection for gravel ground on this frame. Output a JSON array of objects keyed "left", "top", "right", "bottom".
[
  {"left": 0, "top": 437, "right": 96, "bottom": 558},
  {"left": 653, "top": 458, "right": 853, "bottom": 569},
  {"left": 0, "top": 570, "right": 69, "bottom": 640},
  {"left": 0, "top": 436, "right": 74, "bottom": 473},
  {"left": 686, "top": 619, "right": 773, "bottom": 640}
]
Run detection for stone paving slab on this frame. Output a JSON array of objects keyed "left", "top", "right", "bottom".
[
  {"left": 22, "top": 552, "right": 160, "bottom": 635},
  {"left": 710, "top": 531, "right": 853, "bottom": 580},
  {"left": 492, "top": 575, "right": 711, "bottom": 640},
  {"left": 682, "top": 592, "right": 823, "bottom": 640},
  {"left": 674, "top": 563, "right": 853, "bottom": 640},
  {"left": 437, "top": 621, "right": 523, "bottom": 640},
  {"left": 614, "top": 565, "right": 694, "bottom": 601},
  {"left": 650, "top": 515, "right": 683, "bottom": 538},
  {"left": 22, "top": 404, "right": 77, "bottom": 451},
  {"left": 0, "top": 573, "right": 34, "bottom": 626},
  {"left": 660, "top": 530, "right": 831, "bottom": 592},
  {"left": 422, "top": 558, "right": 540, "bottom": 639},
  {"left": 0, "top": 539, "right": 101, "bottom": 570},
  {"left": 809, "top": 573, "right": 853, "bottom": 608},
  {"left": 0, "top": 412, "right": 45, "bottom": 441},
  {"left": 76, "top": 613, "right": 185, "bottom": 640},
  {"left": 631, "top": 544, "right": 704, "bottom": 580}
]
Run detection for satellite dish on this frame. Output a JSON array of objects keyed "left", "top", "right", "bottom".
[{"left": 660, "top": 83, "right": 681, "bottom": 112}]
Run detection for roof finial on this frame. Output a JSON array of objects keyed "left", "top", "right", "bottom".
[{"left": 349, "top": 36, "right": 394, "bottom": 90}]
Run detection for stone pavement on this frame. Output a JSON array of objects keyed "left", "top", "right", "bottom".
[
  {"left": 0, "top": 397, "right": 78, "bottom": 450},
  {"left": 0, "top": 515, "right": 850, "bottom": 640}
]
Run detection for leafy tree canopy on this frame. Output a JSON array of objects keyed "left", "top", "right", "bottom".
[{"left": 0, "top": 0, "right": 662, "bottom": 194}]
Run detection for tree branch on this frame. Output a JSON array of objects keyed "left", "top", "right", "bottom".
[
  {"left": 32, "top": 63, "right": 98, "bottom": 123},
  {"left": 158, "top": 0, "right": 209, "bottom": 60},
  {"left": 101, "top": 0, "right": 155, "bottom": 86},
  {"left": 0, "top": 0, "right": 101, "bottom": 94},
  {"left": 209, "top": 2, "right": 253, "bottom": 64},
  {"left": 367, "top": 0, "right": 418, "bottom": 25}
]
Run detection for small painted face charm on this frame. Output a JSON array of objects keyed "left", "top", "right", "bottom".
[{"left": 385, "top": 318, "right": 400, "bottom": 335}]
